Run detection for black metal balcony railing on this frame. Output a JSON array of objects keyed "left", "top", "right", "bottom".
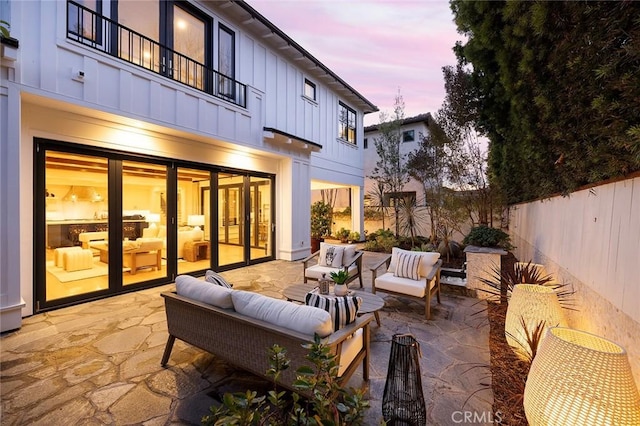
[{"left": 66, "top": 0, "right": 246, "bottom": 108}]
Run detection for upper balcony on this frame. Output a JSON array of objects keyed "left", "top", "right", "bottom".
[{"left": 66, "top": 0, "right": 246, "bottom": 108}]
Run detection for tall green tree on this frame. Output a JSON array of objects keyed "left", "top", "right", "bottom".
[
  {"left": 369, "top": 92, "right": 410, "bottom": 237},
  {"left": 451, "top": 0, "right": 640, "bottom": 203}
]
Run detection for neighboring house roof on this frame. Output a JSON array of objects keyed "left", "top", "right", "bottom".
[
  {"left": 223, "top": 1, "right": 379, "bottom": 114},
  {"left": 364, "top": 112, "right": 433, "bottom": 133}
]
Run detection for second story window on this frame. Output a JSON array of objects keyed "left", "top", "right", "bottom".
[
  {"left": 403, "top": 130, "right": 415, "bottom": 142},
  {"left": 304, "top": 79, "right": 316, "bottom": 101},
  {"left": 67, "top": 0, "right": 101, "bottom": 42},
  {"left": 338, "top": 102, "right": 356, "bottom": 144},
  {"left": 218, "top": 24, "right": 235, "bottom": 98}
]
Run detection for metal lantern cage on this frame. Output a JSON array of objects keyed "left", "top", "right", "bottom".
[{"left": 382, "top": 333, "right": 426, "bottom": 425}]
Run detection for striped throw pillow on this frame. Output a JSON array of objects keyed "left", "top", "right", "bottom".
[
  {"left": 305, "top": 293, "right": 362, "bottom": 332},
  {"left": 394, "top": 251, "right": 422, "bottom": 280},
  {"left": 205, "top": 270, "right": 233, "bottom": 288}
]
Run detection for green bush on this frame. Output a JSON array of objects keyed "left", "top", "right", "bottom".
[
  {"left": 334, "top": 227, "right": 351, "bottom": 242},
  {"left": 463, "top": 225, "right": 513, "bottom": 250},
  {"left": 202, "top": 336, "right": 369, "bottom": 426},
  {"left": 363, "top": 230, "right": 397, "bottom": 253}
]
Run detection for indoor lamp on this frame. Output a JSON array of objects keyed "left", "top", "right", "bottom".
[
  {"left": 505, "top": 284, "right": 567, "bottom": 360},
  {"left": 524, "top": 327, "right": 640, "bottom": 425},
  {"left": 187, "top": 214, "right": 205, "bottom": 231}
]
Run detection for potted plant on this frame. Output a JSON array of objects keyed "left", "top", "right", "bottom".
[
  {"left": 330, "top": 269, "right": 350, "bottom": 296},
  {"left": 310, "top": 201, "right": 332, "bottom": 252}
]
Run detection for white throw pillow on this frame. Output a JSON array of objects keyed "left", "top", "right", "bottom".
[
  {"left": 319, "top": 243, "right": 344, "bottom": 267},
  {"left": 394, "top": 251, "right": 422, "bottom": 280},
  {"left": 175, "top": 275, "right": 234, "bottom": 309},
  {"left": 388, "top": 247, "right": 440, "bottom": 277},
  {"left": 232, "top": 290, "right": 333, "bottom": 337},
  {"left": 342, "top": 244, "right": 358, "bottom": 265}
]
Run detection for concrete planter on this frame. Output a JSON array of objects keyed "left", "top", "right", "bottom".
[{"left": 464, "top": 245, "right": 507, "bottom": 299}]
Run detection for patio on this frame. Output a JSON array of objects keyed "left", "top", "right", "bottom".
[{"left": 0, "top": 251, "right": 493, "bottom": 425}]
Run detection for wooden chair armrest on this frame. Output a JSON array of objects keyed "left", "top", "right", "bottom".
[
  {"left": 342, "top": 250, "right": 363, "bottom": 270},
  {"left": 422, "top": 259, "right": 443, "bottom": 281},
  {"left": 370, "top": 255, "right": 392, "bottom": 290},
  {"left": 302, "top": 250, "right": 320, "bottom": 268},
  {"left": 369, "top": 255, "right": 392, "bottom": 275}
]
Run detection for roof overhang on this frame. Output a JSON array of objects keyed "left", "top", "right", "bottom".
[{"left": 263, "top": 127, "right": 322, "bottom": 152}]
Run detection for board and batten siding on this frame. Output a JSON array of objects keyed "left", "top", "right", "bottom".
[{"left": 509, "top": 174, "right": 640, "bottom": 385}]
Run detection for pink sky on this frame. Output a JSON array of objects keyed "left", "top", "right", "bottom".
[{"left": 251, "top": 0, "right": 464, "bottom": 125}]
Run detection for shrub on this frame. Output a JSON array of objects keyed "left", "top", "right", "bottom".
[
  {"left": 363, "top": 230, "right": 397, "bottom": 253},
  {"left": 202, "top": 336, "right": 369, "bottom": 426},
  {"left": 334, "top": 227, "right": 351, "bottom": 242},
  {"left": 463, "top": 225, "right": 513, "bottom": 250},
  {"left": 348, "top": 231, "right": 360, "bottom": 242}
]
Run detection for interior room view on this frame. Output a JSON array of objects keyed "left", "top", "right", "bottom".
[{"left": 42, "top": 148, "right": 273, "bottom": 307}]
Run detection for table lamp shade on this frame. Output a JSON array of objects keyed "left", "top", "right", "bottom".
[
  {"left": 524, "top": 327, "right": 640, "bottom": 426},
  {"left": 505, "top": 284, "right": 567, "bottom": 360},
  {"left": 187, "top": 215, "right": 205, "bottom": 227}
]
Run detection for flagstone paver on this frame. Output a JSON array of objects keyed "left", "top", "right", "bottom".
[{"left": 1, "top": 252, "right": 493, "bottom": 425}]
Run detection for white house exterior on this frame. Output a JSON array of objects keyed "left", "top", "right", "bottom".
[
  {"left": 363, "top": 113, "right": 432, "bottom": 205},
  {"left": 0, "top": 0, "right": 376, "bottom": 330}
]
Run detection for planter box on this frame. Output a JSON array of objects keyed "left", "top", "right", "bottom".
[{"left": 464, "top": 245, "right": 507, "bottom": 299}]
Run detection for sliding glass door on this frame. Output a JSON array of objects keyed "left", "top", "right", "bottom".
[
  {"left": 43, "top": 151, "right": 110, "bottom": 302},
  {"left": 36, "top": 139, "right": 274, "bottom": 312}
]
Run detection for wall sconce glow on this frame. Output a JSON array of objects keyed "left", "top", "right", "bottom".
[
  {"left": 524, "top": 327, "right": 640, "bottom": 425},
  {"left": 505, "top": 284, "right": 567, "bottom": 360},
  {"left": 176, "top": 19, "right": 187, "bottom": 30},
  {"left": 143, "top": 51, "right": 151, "bottom": 60}
]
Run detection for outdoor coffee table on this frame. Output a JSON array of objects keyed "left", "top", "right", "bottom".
[{"left": 283, "top": 283, "right": 384, "bottom": 326}]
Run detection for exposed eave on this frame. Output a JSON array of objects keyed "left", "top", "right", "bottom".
[
  {"left": 214, "top": 0, "right": 378, "bottom": 115},
  {"left": 263, "top": 127, "right": 322, "bottom": 152},
  {"left": 364, "top": 112, "right": 434, "bottom": 133}
]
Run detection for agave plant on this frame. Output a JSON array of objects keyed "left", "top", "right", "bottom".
[
  {"left": 478, "top": 260, "right": 575, "bottom": 308},
  {"left": 330, "top": 269, "right": 350, "bottom": 285}
]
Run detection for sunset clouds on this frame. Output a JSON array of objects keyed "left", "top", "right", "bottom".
[{"left": 252, "top": 0, "right": 464, "bottom": 124}]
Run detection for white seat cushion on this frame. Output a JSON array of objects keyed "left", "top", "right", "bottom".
[
  {"left": 232, "top": 290, "right": 333, "bottom": 337},
  {"left": 337, "top": 328, "right": 363, "bottom": 377},
  {"left": 305, "top": 264, "right": 357, "bottom": 281},
  {"left": 375, "top": 272, "right": 430, "bottom": 298}
]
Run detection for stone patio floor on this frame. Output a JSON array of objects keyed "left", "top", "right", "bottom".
[{"left": 1, "top": 251, "right": 493, "bottom": 425}]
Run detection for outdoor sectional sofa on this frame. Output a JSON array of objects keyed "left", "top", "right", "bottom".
[{"left": 161, "top": 275, "right": 372, "bottom": 394}]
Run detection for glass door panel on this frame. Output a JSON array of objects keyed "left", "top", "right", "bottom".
[
  {"left": 45, "top": 151, "right": 109, "bottom": 301},
  {"left": 218, "top": 173, "right": 244, "bottom": 266},
  {"left": 250, "top": 177, "right": 271, "bottom": 261},
  {"left": 122, "top": 160, "right": 167, "bottom": 285},
  {"left": 177, "top": 168, "right": 211, "bottom": 275}
]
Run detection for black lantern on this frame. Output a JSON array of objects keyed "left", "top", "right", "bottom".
[{"left": 382, "top": 333, "right": 426, "bottom": 425}]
